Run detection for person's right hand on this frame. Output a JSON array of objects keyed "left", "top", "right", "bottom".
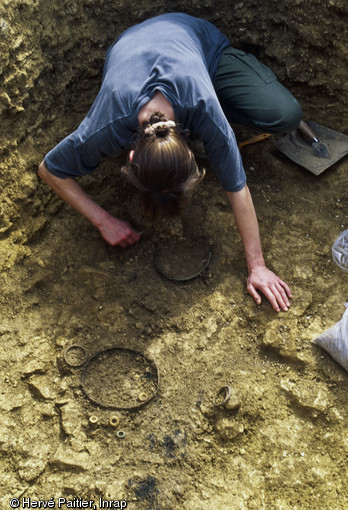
[
  {"left": 37, "top": 162, "right": 140, "bottom": 248},
  {"left": 98, "top": 215, "right": 140, "bottom": 247}
]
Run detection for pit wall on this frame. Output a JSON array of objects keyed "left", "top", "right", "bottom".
[{"left": 0, "top": 0, "right": 347, "bottom": 267}]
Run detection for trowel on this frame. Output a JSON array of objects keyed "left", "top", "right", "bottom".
[
  {"left": 297, "top": 121, "right": 331, "bottom": 159},
  {"left": 274, "top": 120, "right": 348, "bottom": 175}
]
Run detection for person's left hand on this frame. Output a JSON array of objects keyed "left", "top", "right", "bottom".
[{"left": 247, "top": 265, "right": 292, "bottom": 312}]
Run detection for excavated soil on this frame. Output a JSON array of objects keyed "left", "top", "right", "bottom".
[{"left": 0, "top": 1, "right": 347, "bottom": 509}]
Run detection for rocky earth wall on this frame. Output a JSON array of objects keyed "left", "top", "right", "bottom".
[{"left": 0, "top": 0, "right": 347, "bottom": 267}]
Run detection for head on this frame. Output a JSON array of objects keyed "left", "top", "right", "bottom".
[{"left": 121, "top": 112, "right": 205, "bottom": 220}]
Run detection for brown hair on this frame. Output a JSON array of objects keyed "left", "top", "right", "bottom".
[{"left": 121, "top": 112, "right": 205, "bottom": 220}]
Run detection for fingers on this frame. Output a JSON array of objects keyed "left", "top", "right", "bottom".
[
  {"left": 263, "top": 285, "right": 287, "bottom": 312},
  {"left": 248, "top": 278, "right": 292, "bottom": 313},
  {"left": 99, "top": 220, "right": 140, "bottom": 247},
  {"left": 275, "top": 280, "right": 291, "bottom": 306},
  {"left": 129, "top": 230, "right": 141, "bottom": 244},
  {"left": 278, "top": 278, "right": 292, "bottom": 299},
  {"left": 247, "top": 285, "right": 262, "bottom": 306},
  {"left": 117, "top": 229, "right": 140, "bottom": 248}
]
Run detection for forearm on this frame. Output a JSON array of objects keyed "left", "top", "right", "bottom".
[
  {"left": 226, "top": 184, "right": 291, "bottom": 311},
  {"left": 38, "top": 161, "right": 108, "bottom": 228},
  {"left": 226, "top": 185, "right": 265, "bottom": 272}
]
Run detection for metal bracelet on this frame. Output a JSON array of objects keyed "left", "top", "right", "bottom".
[
  {"left": 81, "top": 347, "right": 159, "bottom": 410},
  {"left": 213, "top": 385, "right": 232, "bottom": 407}
]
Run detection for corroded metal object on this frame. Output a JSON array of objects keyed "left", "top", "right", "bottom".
[
  {"left": 81, "top": 347, "right": 160, "bottom": 410},
  {"left": 63, "top": 344, "right": 87, "bottom": 368},
  {"left": 213, "top": 385, "right": 232, "bottom": 407},
  {"left": 154, "top": 237, "right": 212, "bottom": 282},
  {"left": 109, "top": 415, "right": 120, "bottom": 427}
]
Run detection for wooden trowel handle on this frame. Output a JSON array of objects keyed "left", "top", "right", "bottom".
[
  {"left": 238, "top": 132, "right": 271, "bottom": 149},
  {"left": 298, "top": 121, "right": 319, "bottom": 143}
]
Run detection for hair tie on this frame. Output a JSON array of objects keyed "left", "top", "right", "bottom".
[
  {"left": 144, "top": 126, "right": 155, "bottom": 136},
  {"left": 144, "top": 120, "right": 176, "bottom": 136},
  {"left": 151, "top": 121, "right": 176, "bottom": 129}
]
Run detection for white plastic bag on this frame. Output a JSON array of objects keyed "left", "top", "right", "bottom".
[
  {"left": 332, "top": 230, "right": 348, "bottom": 272},
  {"left": 312, "top": 303, "right": 348, "bottom": 371}
]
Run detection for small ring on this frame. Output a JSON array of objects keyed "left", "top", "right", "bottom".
[
  {"left": 213, "top": 385, "right": 232, "bottom": 407},
  {"left": 109, "top": 415, "right": 120, "bottom": 428},
  {"left": 89, "top": 415, "right": 99, "bottom": 425},
  {"left": 138, "top": 392, "right": 148, "bottom": 402},
  {"left": 116, "top": 430, "right": 126, "bottom": 439},
  {"left": 63, "top": 345, "right": 87, "bottom": 368}
]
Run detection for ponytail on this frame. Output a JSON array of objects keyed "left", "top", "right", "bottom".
[{"left": 121, "top": 112, "right": 205, "bottom": 219}]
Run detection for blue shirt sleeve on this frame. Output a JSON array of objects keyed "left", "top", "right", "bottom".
[
  {"left": 176, "top": 100, "right": 246, "bottom": 192},
  {"left": 203, "top": 128, "right": 246, "bottom": 192},
  {"left": 44, "top": 132, "right": 100, "bottom": 179},
  {"left": 44, "top": 117, "right": 132, "bottom": 179}
]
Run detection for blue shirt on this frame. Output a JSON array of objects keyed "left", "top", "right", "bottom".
[{"left": 44, "top": 13, "right": 246, "bottom": 192}]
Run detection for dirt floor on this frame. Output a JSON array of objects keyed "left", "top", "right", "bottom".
[
  {"left": 1, "top": 134, "right": 347, "bottom": 509},
  {"left": 1, "top": 1, "right": 348, "bottom": 509}
]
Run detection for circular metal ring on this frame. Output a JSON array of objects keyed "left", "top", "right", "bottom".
[
  {"left": 116, "top": 430, "right": 126, "bottom": 439},
  {"left": 213, "top": 385, "right": 232, "bottom": 407},
  {"left": 109, "top": 415, "right": 120, "bottom": 428},
  {"left": 138, "top": 392, "right": 148, "bottom": 402},
  {"left": 89, "top": 415, "right": 99, "bottom": 425},
  {"left": 154, "top": 239, "right": 212, "bottom": 282},
  {"left": 81, "top": 347, "right": 159, "bottom": 410},
  {"left": 63, "top": 345, "right": 87, "bottom": 368}
]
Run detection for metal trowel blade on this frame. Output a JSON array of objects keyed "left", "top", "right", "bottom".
[
  {"left": 312, "top": 140, "right": 331, "bottom": 159},
  {"left": 274, "top": 121, "right": 348, "bottom": 175}
]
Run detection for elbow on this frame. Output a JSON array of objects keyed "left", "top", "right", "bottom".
[
  {"left": 38, "top": 160, "right": 54, "bottom": 186},
  {"left": 38, "top": 160, "right": 47, "bottom": 180},
  {"left": 38, "top": 161, "right": 69, "bottom": 191}
]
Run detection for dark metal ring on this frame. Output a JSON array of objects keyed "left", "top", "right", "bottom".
[
  {"left": 154, "top": 240, "right": 212, "bottom": 282},
  {"left": 63, "top": 344, "right": 87, "bottom": 368},
  {"left": 213, "top": 385, "right": 232, "bottom": 407}
]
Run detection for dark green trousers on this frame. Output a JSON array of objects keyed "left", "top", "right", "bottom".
[{"left": 214, "top": 47, "right": 302, "bottom": 133}]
